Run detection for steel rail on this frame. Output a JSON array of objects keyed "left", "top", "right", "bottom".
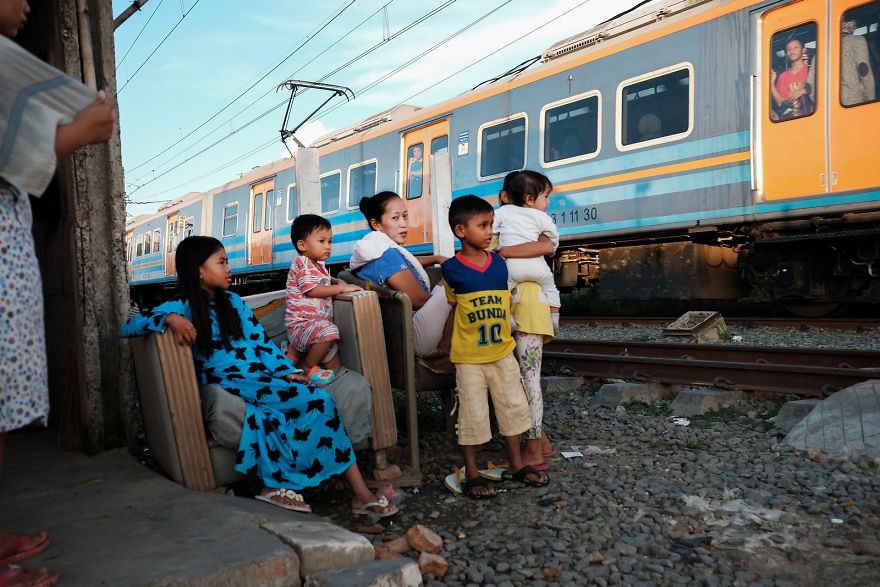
[
  {"left": 560, "top": 316, "right": 880, "bottom": 330},
  {"left": 543, "top": 341, "right": 880, "bottom": 395},
  {"left": 545, "top": 339, "right": 880, "bottom": 369}
]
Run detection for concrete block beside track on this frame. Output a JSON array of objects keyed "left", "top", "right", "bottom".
[
  {"left": 304, "top": 559, "right": 422, "bottom": 587},
  {"left": 592, "top": 382, "right": 679, "bottom": 408},
  {"left": 263, "top": 520, "right": 375, "bottom": 577},
  {"left": 775, "top": 399, "right": 822, "bottom": 433},
  {"left": 541, "top": 375, "right": 586, "bottom": 395},
  {"left": 670, "top": 387, "right": 743, "bottom": 417}
]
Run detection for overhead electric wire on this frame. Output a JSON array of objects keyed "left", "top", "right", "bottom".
[
  {"left": 116, "top": 0, "right": 165, "bottom": 69},
  {"left": 126, "top": 0, "right": 358, "bottom": 174},
  {"left": 127, "top": 0, "right": 459, "bottom": 194},
  {"left": 118, "top": 0, "right": 203, "bottom": 94},
  {"left": 127, "top": 0, "right": 450, "bottom": 184}
]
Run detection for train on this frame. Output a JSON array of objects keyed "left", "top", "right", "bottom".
[{"left": 126, "top": 0, "right": 880, "bottom": 314}]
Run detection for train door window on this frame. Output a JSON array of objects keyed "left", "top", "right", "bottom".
[
  {"left": 348, "top": 160, "right": 378, "bottom": 208},
  {"left": 321, "top": 171, "right": 341, "bottom": 213},
  {"left": 541, "top": 91, "right": 601, "bottom": 167},
  {"left": 431, "top": 135, "right": 448, "bottom": 154},
  {"left": 617, "top": 63, "right": 693, "bottom": 150},
  {"left": 143, "top": 231, "right": 152, "bottom": 256},
  {"left": 478, "top": 114, "right": 527, "bottom": 179},
  {"left": 184, "top": 217, "right": 194, "bottom": 238},
  {"left": 286, "top": 183, "right": 298, "bottom": 223},
  {"left": 126, "top": 236, "right": 132, "bottom": 261},
  {"left": 152, "top": 229, "right": 161, "bottom": 253},
  {"left": 769, "top": 23, "right": 818, "bottom": 121},
  {"left": 166, "top": 220, "right": 176, "bottom": 253},
  {"left": 222, "top": 203, "right": 239, "bottom": 237},
  {"left": 264, "top": 190, "right": 273, "bottom": 231},
  {"left": 252, "top": 193, "right": 264, "bottom": 233},
  {"left": 135, "top": 234, "right": 143, "bottom": 258},
  {"left": 406, "top": 144, "right": 424, "bottom": 199},
  {"left": 840, "top": 2, "right": 879, "bottom": 107}
]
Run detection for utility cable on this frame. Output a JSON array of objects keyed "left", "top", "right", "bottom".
[
  {"left": 116, "top": 0, "right": 165, "bottom": 69},
  {"left": 118, "top": 0, "right": 203, "bottom": 94}
]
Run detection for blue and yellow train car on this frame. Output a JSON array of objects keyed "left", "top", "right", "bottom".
[{"left": 127, "top": 0, "right": 880, "bottom": 310}]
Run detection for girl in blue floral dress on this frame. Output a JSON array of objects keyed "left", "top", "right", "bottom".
[{"left": 122, "top": 236, "right": 396, "bottom": 516}]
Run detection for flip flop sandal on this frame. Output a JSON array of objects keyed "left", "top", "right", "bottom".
[
  {"left": 255, "top": 489, "right": 312, "bottom": 513},
  {"left": 501, "top": 464, "right": 551, "bottom": 487},
  {"left": 351, "top": 495, "right": 398, "bottom": 517},
  {"left": 460, "top": 477, "right": 499, "bottom": 500},
  {"left": 0, "top": 532, "right": 50, "bottom": 566},
  {"left": 479, "top": 461, "right": 506, "bottom": 481},
  {"left": 0, "top": 566, "right": 59, "bottom": 587},
  {"left": 444, "top": 468, "right": 465, "bottom": 495}
]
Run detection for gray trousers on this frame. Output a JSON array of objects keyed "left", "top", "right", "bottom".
[{"left": 199, "top": 366, "right": 373, "bottom": 449}]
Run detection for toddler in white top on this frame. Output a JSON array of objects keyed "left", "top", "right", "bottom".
[{"left": 493, "top": 170, "right": 561, "bottom": 330}]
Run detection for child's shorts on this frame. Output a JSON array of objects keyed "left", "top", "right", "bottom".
[
  {"left": 287, "top": 319, "right": 339, "bottom": 361},
  {"left": 454, "top": 353, "right": 531, "bottom": 445}
]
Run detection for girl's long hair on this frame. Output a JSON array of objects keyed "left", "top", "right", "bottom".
[
  {"left": 358, "top": 191, "right": 400, "bottom": 231},
  {"left": 175, "top": 236, "right": 243, "bottom": 354}
]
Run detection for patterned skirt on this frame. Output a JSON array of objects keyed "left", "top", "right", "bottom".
[{"left": 0, "top": 180, "right": 48, "bottom": 433}]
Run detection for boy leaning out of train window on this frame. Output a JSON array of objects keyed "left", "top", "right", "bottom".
[{"left": 283, "top": 214, "right": 361, "bottom": 385}]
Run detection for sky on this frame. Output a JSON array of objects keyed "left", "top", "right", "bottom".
[{"left": 111, "top": 0, "right": 657, "bottom": 219}]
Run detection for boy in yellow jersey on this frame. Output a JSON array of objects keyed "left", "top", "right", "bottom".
[{"left": 441, "top": 195, "right": 550, "bottom": 498}]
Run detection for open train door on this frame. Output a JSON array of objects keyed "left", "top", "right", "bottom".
[
  {"left": 401, "top": 120, "right": 449, "bottom": 248},
  {"left": 829, "top": 0, "right": 880, "bottom": 194},
  {"left": 760, "top": 0, "right": 828, "bottom": 200},
  {"left": 248, "top": 178, "right": 275, "bottom": 266},
  {"left": 164, "top": 213, "right": 178, "bottom": 277}
]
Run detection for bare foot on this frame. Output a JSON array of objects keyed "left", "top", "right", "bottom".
[
  {"left": 521, "top": 439, "right": 548, "bottom": 471},
  {"left": 0, "top": 530, "right": 50, "bottom": 566}
]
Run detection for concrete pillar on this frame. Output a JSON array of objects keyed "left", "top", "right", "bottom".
[
  {"left": 430, "top": 152, "right": 454, "bottom": 258},
  {"left": 28, "top": 1, "right": 135, "bottom": 453},
  {"left": 297, "top": 148, "right": 322, "bottom": 215}
]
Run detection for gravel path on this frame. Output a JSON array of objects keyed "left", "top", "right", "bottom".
[
  {"left": 313, "top": 383, "right": 880, "bottom": 586},
  {"left": 557, "top": 323, "right": 880, "bottom": 351}
]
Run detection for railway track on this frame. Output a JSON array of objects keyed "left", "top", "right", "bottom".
[
  {"left": 560, "top": 316, "right": 880, "bottom": 330},
  {"left": 543, "top": 339, "right": 880, "bottom": 396}
]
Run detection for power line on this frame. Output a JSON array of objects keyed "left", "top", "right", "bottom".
[
  {"left": 117, "top": 0, "right": 165, "bottom": 68},
  {"left": 127, "top": 1, "right": 458, "bottom": 192},
  {"left": 125, "top": 0, "right": 358, "bottom": 174},
  {"left": 117, "top": 0, "right": 203, "bottom": 94}
]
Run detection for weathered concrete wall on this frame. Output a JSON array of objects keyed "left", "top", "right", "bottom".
[{"left": 24, "top": 1, "right": 135, "bottom": 453}]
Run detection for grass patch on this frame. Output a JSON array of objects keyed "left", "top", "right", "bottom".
[{"left": 688, "top": 406, "right": 741, "bottom": 428}]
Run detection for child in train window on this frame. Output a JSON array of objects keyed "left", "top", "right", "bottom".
[
  {"left": 770, "top": 26, "right": 817, "bottom": 121},
  {"left": 284, "top": 214, "right": 361, "bottom": 384}
]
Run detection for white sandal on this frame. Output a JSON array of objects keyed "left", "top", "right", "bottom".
[
  {"left": 351, "top": 495, "right": 398, "bottom": 517},
  {"left": 255, "top": 488, "right": 312, "bottom": 513}
]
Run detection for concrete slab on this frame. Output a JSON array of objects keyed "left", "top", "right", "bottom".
[
  {"left": 540, "top": 376, "right": 585, "bottom": 395},
  {"left": 785, "top": 379, "right": 880, "bottom": 457},
  {"left": 775, "top": 399, "right": 822, "bottom": 433},
  {"left": 592, "top": 382, "right": 678, "bottom": 408},
  {"left": 670, "top": 388, "right": 743, "bottom": 417},
  {"left": 263, "top": 520, "right": 374, "bottom": 577},
  {"left": 304, "top": 559, "right": 422, "bottom": 587},
  {"left": 0, "top": 431, "right": 370, "bottom": 586}
]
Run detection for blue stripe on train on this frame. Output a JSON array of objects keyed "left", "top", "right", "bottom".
[{"left": 557, "top": 190, "right": 880, "bottom": 236}]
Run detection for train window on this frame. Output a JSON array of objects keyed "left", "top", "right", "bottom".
[
  {"left": 222, "top": 203, "right": 239, "bottom": 237},
  {"left": 152, "top": 229, "right": 161, "bottom": 254},
  {"left": 264, "top": 191, "right": 273, "bottom": 231},
  {"left": 840, "top": 2, "right": 879, "bottom": 108},
  {"left": 166, "top": 220, "right": 176, "bottom": 253},
  {"left": 478, "top": 114, "right": 527, "bottom": 179},
  {"left": 126, "top": 236, "right": 132, "bottom": 261},
  {"left": 431, "top": 135, "right": 448, "bottom": 154},
  {"left": 286, "top": 183, "right": 298, "bottom": 223},
  {"left": 406, "top": 144, "right": 424, "bottom": 200},
  {"left": 184, "top": 217, "right": 194, "bottom": 238},
  {"left": 769, "top": 23, "right": 817, "bottom": 121},
  {"left": 143, "top": 231, "right": 152, "bottom": 256},
  {"left": 135, "top": 234, "right": 143, "bottom": 258},
  {"left": 321, "top": 171, "right": 341, "bottom": 213},
  {"left": 617, "top": 63, "right": 693, "bottom": 150},
  {"left": 541, "top": 91, "right": 600, "bottom": 167},
  {"left": 252, "top": 193, "right": 264, "bottom": 233},
  {"left": 348, "top": 160, "right": 377, "bottom": 209}
]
